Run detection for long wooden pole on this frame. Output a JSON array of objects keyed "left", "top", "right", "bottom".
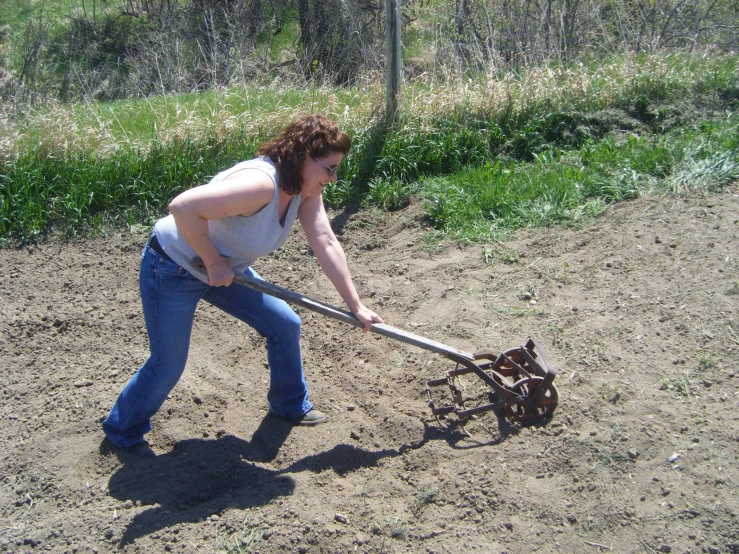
[
  {"left": 385, "top": 0, "right": 401, "bottom": 124},
  {"left": 225, "top": 269, "right": 474, "bottom": 359}
]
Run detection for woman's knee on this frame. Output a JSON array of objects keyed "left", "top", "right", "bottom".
[
  {"left": 140, "top": 352, "right": 188, "bottom": 389},
  {"left": 265, "top": 307, "right": 301, "bottom": 342},
  {"left": 279, "top": 308, "right": 302, "bottom": 337}
]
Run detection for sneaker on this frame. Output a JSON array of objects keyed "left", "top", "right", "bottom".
[{"left": 124, "top": 440, "right": 157, "bottom": 458}]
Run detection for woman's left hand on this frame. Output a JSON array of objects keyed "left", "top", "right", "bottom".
[{"left": 353, "top": 304, "right": 384, "bottom": 333}]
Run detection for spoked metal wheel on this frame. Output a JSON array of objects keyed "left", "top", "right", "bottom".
[{"left": 504, "top": 377, "right": 559, "bottom": 425}]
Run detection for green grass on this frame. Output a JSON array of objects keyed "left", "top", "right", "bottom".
[
  {"left": 0, "top": 132, "right": 262, "bottom": 240},
  {"left": 419, "top": 115, "right": 739, "bottom": 242},
  {"left": 13, "top": 86, "right": 371, "bottom": 153},
  {"left": 0, "top": 0, "right": 77, "bottom": 34},
  {"left": 1, "top": 51, "right": 738, "bottom": 243}
]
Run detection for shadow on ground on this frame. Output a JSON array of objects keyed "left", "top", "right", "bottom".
[{"left": 104, "top": 415, "right": 520, "bottom": 547}]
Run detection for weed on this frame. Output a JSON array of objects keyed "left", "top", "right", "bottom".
[
  {"left": 501, "top": 250, "right": 519, "bottom": 264},
  {"left": 606, "top": 421, "right": 624, "bottom": 440},
  {"left": 359, "top": 483, "right": 381, "bottom": 497},
  {"left": 601, "top": 382, "right": 622, "bottom": 404},
  {"left": 519, "top": 284, "right": 538, "bottom": 300},
  {"left": 563, "top": 422, "right": 633, "bottom": 475},
  {"left": 584, "top": 440, "right": 631, "bottom": 474},
  {"left": 609, "top": 325, "right": 632, "bottom": 337},
  {"left": 729, "top": 326, "right": 739, "bottom": 346},
  {"left": 214, "top": 517, "right": 264, "bottom": 554},
  {"left": 387, "top": 353, "right": 410, "bottom": 369},
  {"left": 552, "top": 262, "right": 570, "bottom": 284},
  {"left": 345, "top": 218, "right": 375, "bottom": 230},
  {"left": 548, "top": 322, "right": 561, "bottom": 346},
  {"left": 451, "top": 329, "right": 474, "bottom": 339},
  {"left": 726, "top": 280, "right": 739, "bottom": 296},
  {"left": 577, "top": 509, "right": 600, "bottom": 534},
  {"left": 370, "top": 515, "right": 409, "bottom": 540},
  {"left": 661, "top": 374, "right": 691, "bottom": 397},
  {"left": 697, "top": 353, "right": 716, "bottom": 371},
  {"left": 412, "top": 487, "right": 439, "bottom": 514},
  {"left": 490, "top": 306, "right": 530, "bottom": 318},
  {"left": 589, "top": 340, "right": 610, "bottom": 363},
  {"left": 358, "top": 236, "right": 386, "bottom": 251},
  {"left": 483, "top": 246, "right": 495, "bottom": 265}
]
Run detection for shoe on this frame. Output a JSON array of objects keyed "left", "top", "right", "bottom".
[
  {"left": 124, "top": 440, "right": 157, "bottom": 458},
  {"left": 291, "top": 409, "right": 327, "bottom": 426},
  {"left": 268, "top": 409, "right": 327, "bottom": 426}
]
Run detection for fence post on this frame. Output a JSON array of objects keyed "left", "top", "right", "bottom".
[{"left": 385, "top": 0, "right": 401, "bottom": 124}]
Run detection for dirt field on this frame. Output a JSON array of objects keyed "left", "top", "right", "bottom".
[{"left": 1, "top": 190, "right": 738, "bottom": 554}]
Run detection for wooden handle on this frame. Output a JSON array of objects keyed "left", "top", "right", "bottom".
[
  {"left": 195, "top": 258, "right": 473, "bottom": 360},
  {"left": 231, "top": 272, "right": 472, "bottom": 358}
]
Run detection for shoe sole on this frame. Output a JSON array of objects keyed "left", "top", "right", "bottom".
[
  {"left": 269, "top": 411, "right": 327, "bottom": 426},
  {"left": 292, "top": 416, "right": 326, "bottom": 426}
]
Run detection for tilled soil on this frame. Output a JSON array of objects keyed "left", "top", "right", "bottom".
[{"left": 1, "top": 190, "right": 738, "bottom": 554}]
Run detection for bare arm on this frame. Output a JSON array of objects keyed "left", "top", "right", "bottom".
[
  {"left": 298, "top": 194, "right": 383, "bottom": 331},
  {"left": 168, "top": 170, "right": 275, "bottom": 286}
]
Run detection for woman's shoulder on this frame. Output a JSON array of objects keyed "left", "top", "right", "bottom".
[
  {"left": 247, "top": 156, "right": 277, "bottom": 172},
  {"left": 212, "top": 156, "right": 277, "bottom": 183}
]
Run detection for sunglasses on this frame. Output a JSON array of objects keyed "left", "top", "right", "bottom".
[{"left": 310, "top": 154, "right": 340, "bottom": 177}]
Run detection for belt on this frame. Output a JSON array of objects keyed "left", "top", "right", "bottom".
[{"left": 148, "top": 233, "right": 171, "bottom": 260}]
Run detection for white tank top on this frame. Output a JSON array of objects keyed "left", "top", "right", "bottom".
[{"left": 152, "top": 156, "right": 301, "bottom": 283}]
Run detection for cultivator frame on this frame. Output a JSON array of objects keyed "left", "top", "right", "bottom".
[
  {"left": 425, "top": 338, "right": 558, "bottom": 425},
  {"left": 194, "top": 259, "right": 560, "bottom": 426}
]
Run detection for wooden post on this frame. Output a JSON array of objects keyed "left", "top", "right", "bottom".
[{"left": 385, "top": 0, "right": 401, "bottom": 124}]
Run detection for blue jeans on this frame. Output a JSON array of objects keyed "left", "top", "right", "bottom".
[{"left": 103, "top": 241, "right": 312, "bottom": 448}]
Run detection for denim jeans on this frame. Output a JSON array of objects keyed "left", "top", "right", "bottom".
[{"left": 102, "top": 240, "right": 312, "bottom": 448}]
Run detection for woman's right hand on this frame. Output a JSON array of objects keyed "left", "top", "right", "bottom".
[{"left": 205, "top": 256, "right": 234, "bottom": 287}]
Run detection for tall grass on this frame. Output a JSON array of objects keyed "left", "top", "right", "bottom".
[
  {"left": 2, "top": 85, "right": 378, "bottom": 158},
  {"left": 0, "top": 131, "right": 262, "bottom": 239},
  {"left": 1, "top": 50, "right": 737, "bottom": 243},
  {"left": 422, "top": 116, "right": 739, "bottom": 242},
  {"left": 331, "top": 50, "right": 738, "bottom": 201},
  {"left": 4, "top": 51, "right": 734, "bottom": 159}
]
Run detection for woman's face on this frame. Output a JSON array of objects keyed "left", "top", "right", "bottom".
[{"left": 301, "top": 151, "right": 344, "bottom": 197}]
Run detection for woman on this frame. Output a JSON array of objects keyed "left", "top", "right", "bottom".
[{"left": 103, "top": 115, "right": 383, "bottom": 458}]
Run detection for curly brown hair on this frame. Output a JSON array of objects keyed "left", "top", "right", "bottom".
[{"left": 256, "top": 114, "right": 351, "bottom": 195}]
